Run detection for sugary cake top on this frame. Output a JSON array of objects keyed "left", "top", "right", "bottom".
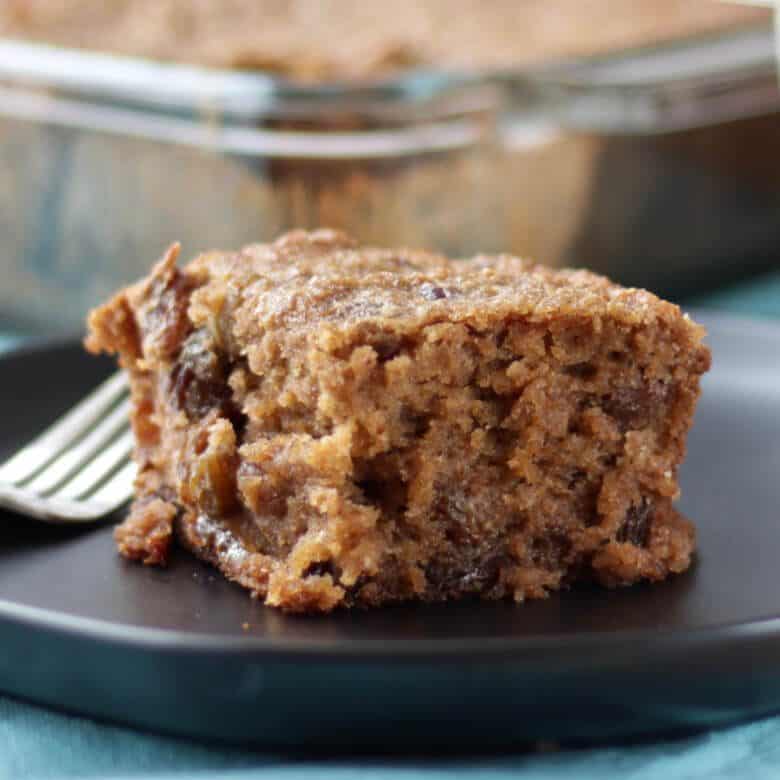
[
  {"left": 2, "top": 1, "right": 767, "bottom": 80},
  {"left": 181, "top": 229, "right": 702, "bottom": 352}
]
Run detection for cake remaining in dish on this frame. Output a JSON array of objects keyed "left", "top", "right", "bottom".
[
  {"left": 1, "top": 0, "right": 768, "bottom": 80},
  {"left": 86, "top": 230, "right": 710, "bottom": 612}
]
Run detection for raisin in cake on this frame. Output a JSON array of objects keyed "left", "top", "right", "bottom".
[{"left": 86, "top": 230, "right": 710, "bottom": 612}]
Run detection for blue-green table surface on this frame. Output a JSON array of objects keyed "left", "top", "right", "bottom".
[{"left": 2, "top": 269, "right": 780, "bottom": 780}]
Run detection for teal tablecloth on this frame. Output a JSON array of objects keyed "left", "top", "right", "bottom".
[{"left": 2, "top": 269, "right": 780, "bottom": 780}]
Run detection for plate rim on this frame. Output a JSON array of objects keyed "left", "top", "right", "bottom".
[{"left": 3, "top": 594, "right": 780, "bottom": 663}]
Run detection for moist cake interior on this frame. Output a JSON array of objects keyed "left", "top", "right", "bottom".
[{"left": 86, "top": 230, "right": 709, "bottom": 612}]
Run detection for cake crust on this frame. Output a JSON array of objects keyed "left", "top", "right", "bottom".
[{"left": 87, "top": 230, "right": 710, "bottom": 612}]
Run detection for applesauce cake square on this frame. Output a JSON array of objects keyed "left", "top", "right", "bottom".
[{"left": 86, "top": 230, "right": 710, "bottom": 612}]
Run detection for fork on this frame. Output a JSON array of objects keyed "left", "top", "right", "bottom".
[{"left": 0, "top": 372, "right": 136, "bottom": 523}]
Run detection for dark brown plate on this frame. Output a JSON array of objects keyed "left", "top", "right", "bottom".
[{"left": 1, "top": 311, "right": 779, "bottom": 750}]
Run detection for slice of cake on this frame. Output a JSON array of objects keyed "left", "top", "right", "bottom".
[{"left": 86, "top": 230, "right": 710, "bottom": 612}]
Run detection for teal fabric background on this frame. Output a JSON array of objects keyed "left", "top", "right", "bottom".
[
  {"left": 0, "top": 334, "right": 20, "bottom": 353},
  {"left": 2, "top": 269, "right": 780, "bottom": 780}
]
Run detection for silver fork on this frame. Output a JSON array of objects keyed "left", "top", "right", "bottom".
[{"left": 0, "top": 372, "right": 136, "bottom": 523}]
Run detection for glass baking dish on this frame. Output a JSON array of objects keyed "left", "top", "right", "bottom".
[{"left": 0, "top": 21, "right": 778, "bottom": 332}]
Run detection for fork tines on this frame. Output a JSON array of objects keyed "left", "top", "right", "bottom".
[{"left": 0, "top": 371, "right": 136, "bottom": 523}]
